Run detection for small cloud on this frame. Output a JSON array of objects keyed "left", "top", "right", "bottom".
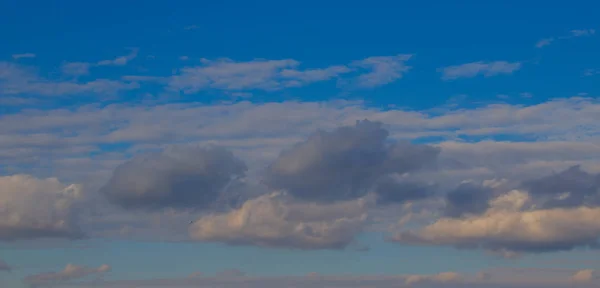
[
  {"left": 188, "top": 271, "right": 203, "bottom": 278},
  {"left": 184, "top": 25, "right": 199, "bottom": 30},
  {"left": 179, "top": 56, "right": 189, "bottom": 61},
  {"left": 537, "top": 29, "right": 595, "bottom": 48},
  {"left": 350, "top": 54, "right": 412, "bottom": 88},
  {"left": 583, "top": 69, "right": 599, "bottom": 77},
  {"left": 570, "top": 29, "right": 595, "bottom": 37},
  {"left": 439, "top": 61, "right": 522, "bottom": 80},
  {"left": 12, "top": 53, "right": 36, "bottom": 59},
  {"left": 97, "top": 48, "right": 139, "bottom": 66},
  {"left": 24, "top": 264, "right": 111, "bottom": 286},
  {"left": 535, "top": 38, "right": 554, "bottom": 48},
  {"left": 497, "top": 94, "right": 510, "bottom": 100},
  {"left": 571, "top": 269, "right": 594, "bottom": 283}
]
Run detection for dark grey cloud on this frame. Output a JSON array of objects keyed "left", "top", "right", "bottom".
[
  {"left": 523, "top": 165, "right": 600, "bottom": 209},
  {"left": 100, "top": 146, "right": 247, "bottom": 210},
  {"left": 263, "top": 120, "right": 440, "bottom": 203},
  {"left": 444, "top": 183, "right": 494, "bottom": 218}
]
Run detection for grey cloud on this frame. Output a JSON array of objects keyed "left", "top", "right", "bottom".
[
  {"left": 523, "top": 165, "right": 600, "bottom": 209},
  {"left": 444, "top": 182, "right": 494, "bottom": 218},
  {"left": 263, "top": 120, "right": 440, "bottom": 202},
  {"left": 438, "top": 61, "right": 521, "bottom": 80},
  {"left": 373, "top": 176, "right": 437, "bottom": 206},
  {"left": 100, "top": 145, "right": 247, "bottom": 210}
]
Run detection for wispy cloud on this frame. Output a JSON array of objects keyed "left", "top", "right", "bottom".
[
  {"left": 24, "top": 264, "right": 110, "bottom": 287},
  {"left": 536, "top": 29, "right": 596, "bottom": 48},
  {"left": 12, "top": 53, "right": 36, "bottom": 59},
  {"left": 97, "top": 48, "right": 139, "bottom": 66},
  {"left": 438, "top": 61, "right": 522, "bottom": 80},
  {"left": 349, "top": 54, "right": 412, "bottom": 88}
]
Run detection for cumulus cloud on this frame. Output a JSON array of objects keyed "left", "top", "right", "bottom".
[
  {"left": 188, "top": 192, "right": 369, "bottom": 249},
  {"left": 263, "top": 120, "right": 440, "bottom": 203},
  {"left": 443, "top": 182, "right": 495, "bottom": 218},
  {"left": 100, "top": 145, "right": 247, "bottom": 210},
  {"left": 24, "top": 263, "right": 110, "bottom": 287},
  {"left": 438, "top": 61, "right": 521, "bottom": 80},
  {"left": 0, "top": 175, "right": 85, "bottom": 241},
  {"left": 392, "top": 188, "right": 600, "bottom": 254}
]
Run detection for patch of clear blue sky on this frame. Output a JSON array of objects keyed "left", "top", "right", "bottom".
[{"left": 0, "top": 1, "right": 599, "bottom": 287}]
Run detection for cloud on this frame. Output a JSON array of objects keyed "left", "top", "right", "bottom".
[
  {"left": 0, "top": 258, "right": 11, "bottom": 271},
  {"left": 571, "top": 269, "right": 595, "bottom": 283},
  {"left": 97, "top": 48, "right": 138, "bottom": 66},
  {"left": 536, "top": 38, "right": 554, "bottom": 48},
  {"left": 0, "top": 61, "right": 138, "bottom": 97},
  {"left": 349, "top": 54, "right": 412, "bottom": 87},
  {"left": 100, "top": 145, "right": 247, "bottom": 210},
  {"left": 263, "top": 120, "right": 440, "bottom": 203},
  {"left": 443, "top": 182, "right": 495, "bottom": 218},
  {"left": 438, "top": 61, "right": 522, "bottom": 80},
  {"left": 523, "top": 165, "right": 600, "bottom": 209},
  {"left": 392, "top": 187, "right": 600, "bottom": 254},
  {"left": 23, "top": 263, "right": 110, "bottom": 287},
  {"left": 188, "top": 192, "right": 369, "bottom": 249},
  {"left": 12, "top": 53, "right": 36, "bottom": 59},
  {"left": 0, "top": 174, "right": 85, "bottom": 241},
  {"left": 536, "top": 29, "right": 595, "bottom": 48},
  {"left": 405, "top": 272, "right": 463, "bottom": 286}
]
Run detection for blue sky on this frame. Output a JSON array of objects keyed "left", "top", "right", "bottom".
[{"left": 1, "top": 1, "right": 600, "bottom": 288}]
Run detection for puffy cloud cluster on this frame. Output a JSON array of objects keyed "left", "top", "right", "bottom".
[
  {"left": 0, "top": 175, "right": 84, "bottom": 241},
  {"left": 188, "top": 192, "right": 369, "bottom": 249},
  {"left": 24, "top": 263, "right": 111, "bottom": 287},
  {"left": 264, "top": 120, "right": 440, "bottom": 203}
]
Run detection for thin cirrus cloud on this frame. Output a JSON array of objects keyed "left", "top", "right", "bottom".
[
  {"left": 536, "top": 28, "right": 596, "bottom": 48},
  {"left": 23, "top": 264, "right": 111, "bottom": 287},
  {"left": 438, "top": 61, "right": 522, "bottom": 80},
  {"left": 11, "top": 53, "right": 36, "bottom": 59}
]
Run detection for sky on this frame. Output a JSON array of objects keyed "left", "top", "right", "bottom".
[{"left": 1, "top": 0, "right": 600, "bottom": 287}]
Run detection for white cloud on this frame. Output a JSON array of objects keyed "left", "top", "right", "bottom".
[
  {"left": 0, "top": 61, "right": 139, "bottom": 97},
  {"left": 24, "top": 263, "right": 110, "bottom": 286},
  {"left": 536, "top": 29, "right": 596, "bottom": 48},
  {"left": 189, "top": 192, "right": 369, "bottom": 249},
  {"left": 350, "top": 54, "right": 412, "bottom": 87},
  {"left": 61, "top": 62, "right": 91, "bottom": 76},
  {"left": 97, "top": 48, "right": 138, "bottom": 66},
  {"left": 0, "top": 175, "right": 84, "bottom": 241},
  {"left": 439, "top": 61, "right": 522, "bottom": 80}
]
